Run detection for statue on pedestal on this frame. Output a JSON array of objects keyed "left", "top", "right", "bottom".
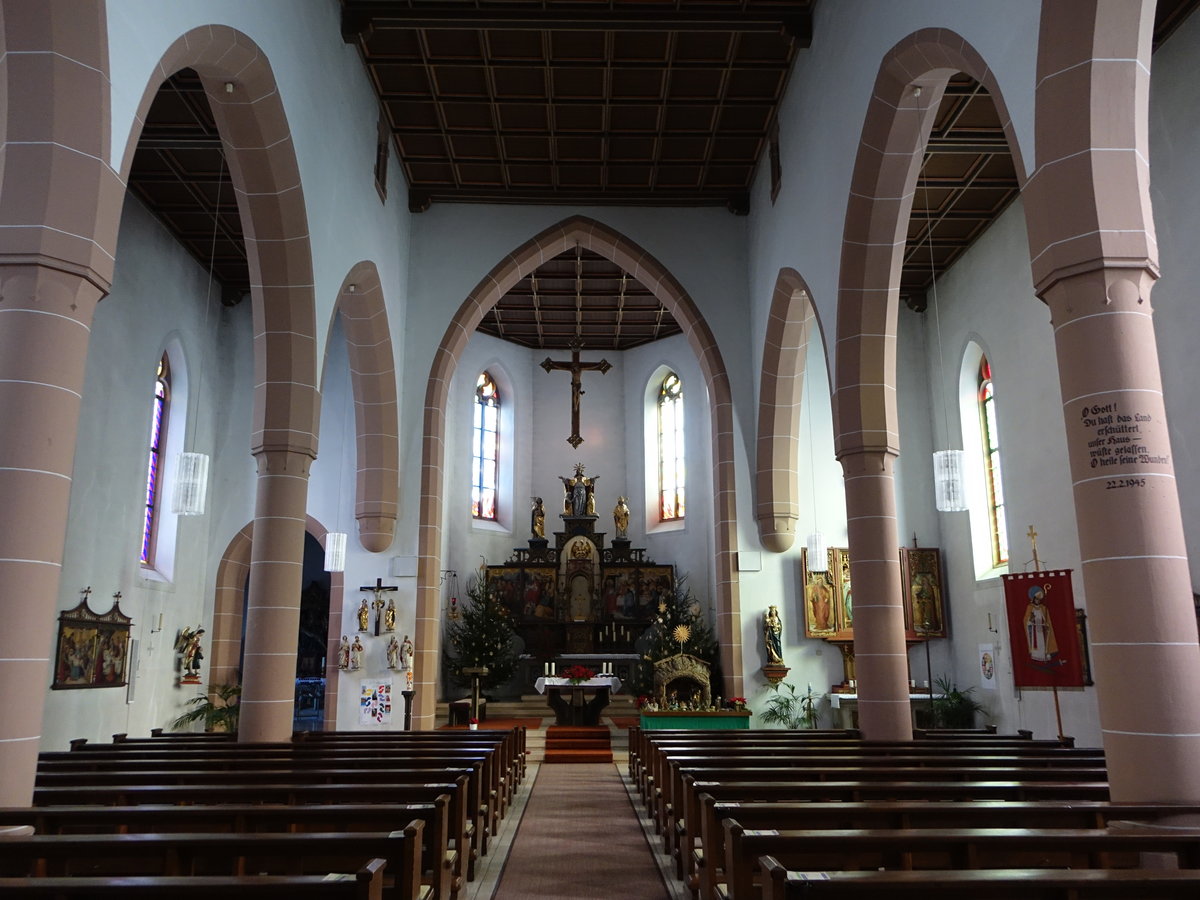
[
  {"left": 559, "top": 462, "right": 597, "bottom": 516},
  {"left": 764, "top": 604, "right": 784, "bottom": 665},
  {"left": 531, "top": 497, "right": 546, "bottom": 538},
  {"left": 613, "top": 496, "right": 630, "bottom": 539}
]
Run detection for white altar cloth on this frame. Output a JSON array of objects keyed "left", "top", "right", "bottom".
[{"left": 534, "top": 675, "right": 622, "bottom": 694}]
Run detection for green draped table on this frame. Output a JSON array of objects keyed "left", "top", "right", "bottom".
[{"left": 639, "top": 710, "right": 752, "bottom": 730}]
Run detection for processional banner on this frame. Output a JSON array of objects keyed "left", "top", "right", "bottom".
[{"left": 1001, "top": 570, "right": 1085, "bottom": 688}]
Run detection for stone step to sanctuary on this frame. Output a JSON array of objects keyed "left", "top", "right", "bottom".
[{"left": 543, "top": 725, "right": 613, "bottom": 764}]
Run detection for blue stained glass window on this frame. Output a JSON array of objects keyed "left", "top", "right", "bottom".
[
  {"left": 978, "top": 356, "right": 1008, "bottom": 565},
  {"left": 141, "top": 355, "right": 170, "bottom": 566},
  {"left": 658, "top": 372, "right": 685, "bottom": 521},
  {"left": 472, "top": 371, "right": 499, "bottom": 520}
]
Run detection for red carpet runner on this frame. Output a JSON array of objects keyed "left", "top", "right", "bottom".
[
  {"left": 492, "top": 763, "right": 669, "bottom": 899},
  {"left": 542, "top": 725, "right": 613, "bottom": 763}
]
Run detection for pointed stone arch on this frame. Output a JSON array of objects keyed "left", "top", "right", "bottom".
[
  {"left": 211, "top": 514, "right": 344, "bottom": 731},
  {"left": 117, "top": 26, "right": 319, "bottom": 740},
  {"left": 326, "top": 262, "right": 399, "bottom": 553},
  {"left": 118, "top": 25, "right": 319, "bottom": 460},
  {"left": 411, "top": 215, "right": 743, "bottom": 728},
  {"left": 832, "top": 30, "right": 1025, "bottom": 739},
  {"left": 755, "top": 268, "right": 827, "bottom": 553}
]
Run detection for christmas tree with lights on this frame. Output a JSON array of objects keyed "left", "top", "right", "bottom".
[
  {"left": 631, "top": 574, "right": 720, "bottom": 696},
  {"left": 445, "top": 568, "right": 519, "bottom": 692}
]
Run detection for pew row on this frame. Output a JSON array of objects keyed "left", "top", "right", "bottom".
[{"left": 758, "top": 857, "right": 1200, "bottom": 900}]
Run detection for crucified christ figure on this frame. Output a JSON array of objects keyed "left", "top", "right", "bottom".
[{"left": 540, "top": 337, "right": 611, "bottom": 448}]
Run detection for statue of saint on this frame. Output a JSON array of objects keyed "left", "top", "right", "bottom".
[
  {"left": 384, "top": 598, "right": 397, "bottom": 632},
  {"left": 338, "top": 635, "right": 351, "bottom": 670},
  {"left": 350, "top": 635, "right": 365, "bottom": 670},
  {"left": 531, "top": 497, "right": 545, "bottom": 538},
  {"left": 401, "top": 634, "right": 414, "bottom": 670},
  {"left": 356, "top": 599, "right": 370, "bottom": 632},
  {"left": 613, "top": 496, "right": 630, "bottom": 538},
  {"left": 764, "top": 605, "right": 784, "bottom": 665},
  {"left": 386, "top": 635, "right": 400, "bottom": 669},
  {"left": 559, "top": 462, "right": 597, "bottom": 517}
]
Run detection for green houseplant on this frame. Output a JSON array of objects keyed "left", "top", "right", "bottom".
[
  {"left": 760, "top": 681, "right": 825, "bottom": 729},
  {"left": 931, "top": 674, "right": 986, "bottom": 728},
  {"left": 171, "top": 682, "right": 241, "bottom": 733}
]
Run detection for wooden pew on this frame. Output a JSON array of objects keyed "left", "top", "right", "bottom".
[
  {"left": 758, "top": 857, "right": 1200, "bottom": 900},
  {"left": 0, "top": 802, "right": 447, "bottom": 900},
  {"left": 30, "top": 781, "right": 467, "bottom": 900},
  {"left": 723, "top": 824, "right": 1200, "bottom": 900},
  {"left": 0, "top": 825, "right": 424, "bottom": 900},
  {"left": 35, "top": 760, "right": 490, "bottom": 874},
  {"left": 663, "top": 761, "right": 1107, "bottom": 864},
  {"left": 675, "top": 777, "right": 1111, "bottom": 895},
  {"left": 0, "top": 858, "right": 387, "bottom": 899},
  {"left": 695, "top": 800, "right": 1200, "bottom": 900}
]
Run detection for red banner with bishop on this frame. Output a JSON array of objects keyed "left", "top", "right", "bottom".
[{"left": 1002, "top": 570, "right": 1085, "bottom": 688}]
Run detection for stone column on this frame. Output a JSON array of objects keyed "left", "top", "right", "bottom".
[
  {"left": 839, "top": 449, "right": 912, "bottom": 740},
  {"left": 1042, "top": 269, "right": 1200, "bottom": 802},
  {"left": 0, "top": 264, "right": 102, "bottom": 809},
  {"left": 238, "top": 448, "right": 313, "bottom": 741}
]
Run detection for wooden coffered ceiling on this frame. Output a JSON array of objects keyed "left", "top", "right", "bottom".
[
  {"left": 341, "top": 0, "right": 814, "bottom": 214},
  {"left": 124, "top": 0, "right": 1198, "bottom": 346}
]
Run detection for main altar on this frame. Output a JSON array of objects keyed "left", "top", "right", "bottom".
[{"left": 485, "top": 463, "right": 673, "bottom": 692}]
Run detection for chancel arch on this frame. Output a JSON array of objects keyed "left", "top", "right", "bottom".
[
  {"left": 413, "top": 215, "right": 744, "bottom": 729},
  {"left": 833, "top": 30, "right": 1026, "bottom": 741},
  {"left": 755, "top": 268, "right": 826, "bottom": 553}
]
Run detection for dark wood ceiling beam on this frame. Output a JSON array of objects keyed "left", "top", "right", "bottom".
[
  {"left": 379, "top": 93, "right": 774, "bottom": 107},
  {"left": 410, "top": 187, "right": 738, "bottom": 204},
  {"left": 362, "top": 55, "right": 790, "bottom": 69},
  {"left": 342, "top": 4, "right": 811, "bottom": 36}
]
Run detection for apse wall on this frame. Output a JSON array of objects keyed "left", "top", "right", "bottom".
[{"left": 43, "top": 195, "right": 256, "bottom": 750}]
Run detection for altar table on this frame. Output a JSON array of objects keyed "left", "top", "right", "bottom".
[
  {"left": 534, "top": 676, "right": 622, "bottom": 726},
  {"left": 639, "top": 710, "right": 752, "bottom": 730}
]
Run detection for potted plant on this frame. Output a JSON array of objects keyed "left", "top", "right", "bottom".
[
  {"left": 170, "top": 683, "right": 241, "bottom": 733},
  {"left": 759, "top": 681, "right": 825, "bottom": 729},
  {"left": 931, "top": 674, "right": 986, "bottom": 728}
]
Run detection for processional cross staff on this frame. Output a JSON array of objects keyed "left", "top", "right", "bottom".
[
  {"left": 360, "top": 577, "right": 398, "bottom": 636},
  {"left": 540, "top": 336, "right": 611, "bottom": 449}
]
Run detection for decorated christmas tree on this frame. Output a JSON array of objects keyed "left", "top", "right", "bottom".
[
  {"left": 445, "top": 567, "right": 519, "bottom": 692},
  {"left": 630, "top": 574, "right": 720, "bottom": 696}
]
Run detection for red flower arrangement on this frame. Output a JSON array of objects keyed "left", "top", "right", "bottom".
[
  {"left": 635, "top": 694, "right": 653, "bottom": 709},
  {"left": 728, "top": 696, "right": 747, "bottom": 710},
  {"left": 561, "top": 664, "right": 595, "bottom": 684}
]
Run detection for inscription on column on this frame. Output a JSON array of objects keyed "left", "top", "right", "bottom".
[{"left": 1080, "top": 401, "right": 1168, "bottom": 488}]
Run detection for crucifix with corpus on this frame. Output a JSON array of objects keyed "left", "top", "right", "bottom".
[
  {"left": 541, "top": 336, "right": 611, "bottom": 448},
  {"left": 360, "top": 577, "right": 398, "bottom": 636}
]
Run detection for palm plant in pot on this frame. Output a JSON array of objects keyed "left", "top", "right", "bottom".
[
  {"left": 931, "top": 675, "right": 986, "bottom": 728},
  {"left": 760, "top": 681, "right": 825, "bottom": 729},
  {"left": 170, "top": 683, "right": 241, "bottom": 733}
]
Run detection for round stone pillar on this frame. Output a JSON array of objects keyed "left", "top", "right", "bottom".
[
  {"left": 0, "top": 264, "right": 102, "bottom": 809},
  {"left": 1043, "top": 268, "right": 1200, "bottom": 802},
  {"left": 839, "top": 449, "right": 912, "bottom": 740},
  {"left": 238, "top": 448, "right": 313, "bottom": 742}
]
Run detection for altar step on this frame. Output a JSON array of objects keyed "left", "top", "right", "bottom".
[{"left": 543, "top": 726, "right": 613, "bottom": 764}]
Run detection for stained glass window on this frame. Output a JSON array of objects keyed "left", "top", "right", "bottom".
[
  {"left": 141, "top": 355, "right": 170, "bottom": 566},
  {"left": 658, "top": 372, "right": 685, "bottom": 521},
  {"left": 979, "top": 356, "right": 1008, "bottom": 565},
  {"left": 472, "top": 371, "right": 499, "bottom": 520}
]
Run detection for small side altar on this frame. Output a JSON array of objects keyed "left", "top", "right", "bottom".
[
  {"left": 639, "top": 710, "right": 752, "bottom": 730},
  {"left": 534, "top": 675, "right": 622, "bottom": 726}
]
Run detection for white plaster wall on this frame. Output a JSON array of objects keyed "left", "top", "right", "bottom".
[
  {"left": 912, "top": 196, "right": 1100, "bottom": 746},
  {"left": 106, "top": 0, "right": 413, "bottom": 397},
  {"left": 1147, "top": 11, "right": 1200, "bottom": 593},
  {"left": 744, "top": 0, "right": 1040, "bottom": 390},
  {"left": 44, "top": 195, "right": 255, "bottom": 750}
]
